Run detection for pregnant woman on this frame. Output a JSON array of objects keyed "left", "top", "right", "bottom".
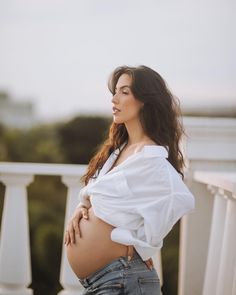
[{"left": 64, "top": 65, "right": 195, "bottom": 294}]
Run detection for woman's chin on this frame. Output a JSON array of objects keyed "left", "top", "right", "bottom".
[{"left": 113, "top": 117, "right": 124, "bottom": 124}]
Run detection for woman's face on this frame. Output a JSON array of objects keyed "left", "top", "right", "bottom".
[{"left": 111, "top": 73, "right": 144, "bottom": 124}]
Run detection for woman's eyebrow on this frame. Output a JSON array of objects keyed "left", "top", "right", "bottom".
[{"left": 115, "top": 85, "right": 131, "bottom": 90}]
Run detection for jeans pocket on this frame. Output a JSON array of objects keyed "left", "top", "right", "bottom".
[
  {"left": 90, "top": 282, "right": 124, "bottom": 294},
  {"left": 138, "top": 276, "right": 161, "bottom": 295}
]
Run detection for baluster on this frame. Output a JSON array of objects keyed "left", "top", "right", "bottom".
[
  {"left": 202, "top": 186, "right": 227, "bottom": 295},
  {"left": 58, "top": 175, "right": 84, "bottom": 295},
  {"left": 233, "top": 261, "right": 236, "bottom": 295},
  {"left": 216, "top": 193, "right": 236, "bottom": 295},
  {"left": 0, "top": 174, "right": 33, "bottom": 295},
  {"left": 153, "top": 250, "right": 163, "bottom": 289},
  {"left": 233, "top": 203, "right": 236, "bottom": 295}
]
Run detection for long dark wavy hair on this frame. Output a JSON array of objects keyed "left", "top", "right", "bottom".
[{"left": 81, "top": 65, "right": 187, "bottom": 185}]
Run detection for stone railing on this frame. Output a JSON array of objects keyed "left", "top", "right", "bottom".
[
  {"left": 178, "top": 116, "right": 236, "bottom": 295},
  {"left": 0, "top": 162, "right": 163, "bottom": 295},
  {"left": 193, "top": 171, "right": 236, "bottom": 295}
]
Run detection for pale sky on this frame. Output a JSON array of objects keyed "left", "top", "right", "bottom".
[{"left": 0, "top": 0, "right": 235, "bottom": 122}]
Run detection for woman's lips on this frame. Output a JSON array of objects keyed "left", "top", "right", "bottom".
[{"left": 112, "top": 107, "right": 121, "bottom": 114}]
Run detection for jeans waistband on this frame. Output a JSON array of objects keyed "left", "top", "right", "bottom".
[{"left": 79, "top": 251, "right": 141, "bottom": 288}]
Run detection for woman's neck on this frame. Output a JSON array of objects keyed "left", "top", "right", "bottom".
[{"left": 124, "top": 122, "right": 153, "bottom": 147}]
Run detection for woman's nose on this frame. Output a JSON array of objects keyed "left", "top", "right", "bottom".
[{"left": 111, "top": 93, "right": 118, "bottom": 103}]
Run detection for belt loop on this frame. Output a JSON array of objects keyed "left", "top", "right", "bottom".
[
  {"left": 80, "top": 277, "right": 89, "bottom": 288},
  {"left": 119, "top": 256, "right": 129, "bottom": 268}
]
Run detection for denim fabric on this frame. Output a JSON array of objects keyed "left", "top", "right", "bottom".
[{"left": 78, "top": 251, "right": 161, "bottom": 294}]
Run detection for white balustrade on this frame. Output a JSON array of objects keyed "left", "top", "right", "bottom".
[
  {"left": 233, "top": 262, "right": 236, "bottom": 295},
  {"left": 153, "top": 250, "right": 163, "bottom": 288},
  {"left": 0, "top": 163, "right": 164, "bottom": 295},
  {"left": 202, "top": 186, "right": 227, "bottom": 295},
  {"left": 0, "top": 163, "right": 86, "bottom": 295},
  {"left": 178, "top": 116, "right": 236, "bottom": 295},
  {"left": 0, "top": 173, "right": 34, "bottom": 295},
  {"left": 194, "top": 171, "right": 236, "bottom": 295},
  {"left": 58, "top": 175, "right": 84, "bottom": 295},
  {"left": 216, "top": 193, "right": 236, "bottom": 295}
]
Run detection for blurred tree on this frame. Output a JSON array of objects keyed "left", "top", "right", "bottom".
[
  {"left": 3, "top": 123, "right": 65, "bottom": 163},
  {"left": 0, "top": 123, "right": 8, "bottom": 161},
  {"left": 0, "top": 175, "right": 65, "bottom": 295},
  {"left": 162, "top": 222, "right": 180, "bottom": 295},
  {"left": 57, "top": 115, "right": 111, "bottom": 164},
  {"left": 28, "top": 175, "right": 66, "bottom": 295},
  {"left": 0, "top": 123, "right": 7, "bottom": 226}
]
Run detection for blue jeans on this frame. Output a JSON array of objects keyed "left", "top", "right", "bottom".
[{"left": 78, "top": 251, "right": 161, "bottom": 294}]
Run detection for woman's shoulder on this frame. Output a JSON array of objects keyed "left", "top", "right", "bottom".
[
  {"left": 121, "top": 147, "right": 169, "bottom": 184},
  {"left": 142, "top": 145, "right": 168, "bottom": 159}
]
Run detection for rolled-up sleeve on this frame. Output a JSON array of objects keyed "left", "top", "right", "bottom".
[{"left": 76, "top": 185, "right": 92, "bottom": 209}]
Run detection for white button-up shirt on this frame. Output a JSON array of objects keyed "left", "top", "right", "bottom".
[{"left": 77, "top": 142, "right": 195, "bottom": 260}]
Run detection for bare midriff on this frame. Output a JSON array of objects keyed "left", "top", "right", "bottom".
[{"left": 66, "top": 206, "right": 128, "bottom": 279}]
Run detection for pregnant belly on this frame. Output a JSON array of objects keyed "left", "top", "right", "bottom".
[{"left": 66, "top": 206, "right": 128, "bottom": 279}]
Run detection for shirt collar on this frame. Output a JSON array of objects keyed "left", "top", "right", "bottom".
[
  {"left": 96, "top": 142, "right": 168, "bottom": 180},
  {"left": 113, "top": 142, "right": 169, "bottom": 159}
]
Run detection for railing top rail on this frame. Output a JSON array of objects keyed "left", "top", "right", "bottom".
[
  {"left": 0, "top": 161, "right": 87, "bottom": 176},
  {"left": 183, "top": 116, "right": 236, "bottom": 128},
  {"left": 194, "top": 170, "right": 236, "bottom": 194}
]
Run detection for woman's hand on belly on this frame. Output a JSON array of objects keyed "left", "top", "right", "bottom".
[{"left": 64, "top": 206, "right": 89, "bottom": 246}]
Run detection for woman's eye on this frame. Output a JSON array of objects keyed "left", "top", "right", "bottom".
[{"left": 122, "top": 91, "right": 129, "bottom": 95}]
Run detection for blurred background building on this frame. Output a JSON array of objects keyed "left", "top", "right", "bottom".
[{"left": 0, "top": 91, "right": 36, "bottom": 128}]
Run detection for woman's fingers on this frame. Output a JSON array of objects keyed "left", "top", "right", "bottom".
[
  {"left": 73, "top": 219, "right": 81, "bottom": 237},
  {"left": 81, "top": 208, "right": 89, "bottom": 219},
  {"left": 144, "top": 258, "right": 154, "bottom": 270},
  {"left": 64, "top": 231, "right": 67, "bottom": 244},
  {"left": 68, "top": 224, "right": 75, "bottom": 244},
  {"left": 64, "top": 207, "right": 89, "bottom": 245},
  {"left": 64, "top": 221, "right": 76, "bottom": 245},
  {"left": 64, "top": 230, "right": 71, "bottom": 245}
]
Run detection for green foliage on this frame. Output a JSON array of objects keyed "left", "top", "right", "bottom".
[
  {"left": 162, "top": 222, "right": 180, "bottom": 295},
  {"left": 2, "top": 123, "right": 65, "bottom": 163},
  {"left": 28, "top": 175, "right": 66, "bottom": 295},
  {"left": 0, "top": 123, "right": 7, "bottom": 228},
  {"left": 0, "top": 123, "right": 8, "bottom": 161},
  {"left": 57, "top": 115, "right": 111, "bottom": 164}
]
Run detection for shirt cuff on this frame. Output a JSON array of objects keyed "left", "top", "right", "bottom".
[
  {"left": 134, "top": 244, "right": 162, "bottom": 261},
  {"left": 75, "top": 202, "right": 90, "bottom": 209},
  {"left": 77, "top": 186, "right": 91, "bottom": 208}
]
